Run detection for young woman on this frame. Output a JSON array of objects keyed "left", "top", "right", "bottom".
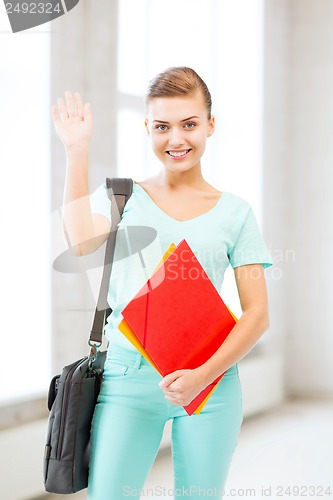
[{"left": 52, "top": 66, "right": 273, "bottom": 499}]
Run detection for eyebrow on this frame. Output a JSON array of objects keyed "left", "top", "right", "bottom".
[{"left": 152, "top": 115, "right": 200, "bottom": 124}]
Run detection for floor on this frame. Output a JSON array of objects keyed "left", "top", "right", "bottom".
[{"left": 42, "top": 397, "right": 333, "bottom": 499}]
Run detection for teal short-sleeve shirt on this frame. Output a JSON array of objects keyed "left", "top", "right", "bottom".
[{"left": 90, "top": 181, "right": 273, "bottom": 350}]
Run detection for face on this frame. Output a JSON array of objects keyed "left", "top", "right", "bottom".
[{"left": 145, "top": 92, "right": 215, "bottom": 174}]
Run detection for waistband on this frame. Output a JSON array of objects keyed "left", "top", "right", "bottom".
[{"left": 106, "top": 344, "right": 239, "bottom": 375}]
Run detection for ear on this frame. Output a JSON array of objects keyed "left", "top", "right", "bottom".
[
  {"left": 207, "top": 115, "right": 215, "bottom": 137},
  {"left": 144, "top": 118, "right": 150, "bottom": 136}
]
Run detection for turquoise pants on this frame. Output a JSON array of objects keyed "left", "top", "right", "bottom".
[{"left": 88, "top": 345, "right": 243, "bottom": 499}]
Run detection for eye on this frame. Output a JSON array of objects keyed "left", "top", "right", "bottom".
[
  {"left": 155, "top": 124, "right": 168, "bottom": 131},
  {"left": 184, "top": 122, "right": 196, "bottom": 129}
]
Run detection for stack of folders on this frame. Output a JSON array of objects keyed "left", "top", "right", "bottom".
[{"left": 118, "top": 239, "right": 237, "bottom": 416}]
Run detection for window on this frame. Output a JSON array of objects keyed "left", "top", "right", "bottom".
[
  {"left": 0, "top": 20, "right": 51, "bottom": 403},
  {"left": 117, "top": 0, "right": 264, "bottom": 317}
]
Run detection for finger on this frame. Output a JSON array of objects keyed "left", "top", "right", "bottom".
[
  {"left": 164, "top": 392, "right": 178, "bottom": 400},
  {"left": 159, "top": 378, "right": 174, "bottom": 388},
  {"left": 83, "top": 102, "right": 92, "bottom": 125},
  {"left": 162, "top": 389, "right": 178, "bottom": 396},
  {"left": 159, "top": 371, "right": 181, "bottom": 388},
  {"left": 57, "top": 97, "right": 68, "bottom": 121},
  {"left": 74, "top": 92, "right": 84, "bottom": 118},
  {"left": 51, "top": 105, "right": 60, "bottom": 124},
  {"left": 164, "top": 395, "right": 183, "bottom": 405},
  {"left": 65, "top": 90, "right": 75, "bottom": 117}
]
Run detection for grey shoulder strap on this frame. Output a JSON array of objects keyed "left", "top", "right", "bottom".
[{"left": 89, "top": 177, "right": 133, "bottom": 345}]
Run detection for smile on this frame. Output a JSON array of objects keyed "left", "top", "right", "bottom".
[{"left": 166, "top": 149, "right": 191, "bottom": 159}]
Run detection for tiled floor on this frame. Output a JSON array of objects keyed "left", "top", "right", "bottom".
[{"left": 43, "top": 397, "right": 333, "bottom": 499}]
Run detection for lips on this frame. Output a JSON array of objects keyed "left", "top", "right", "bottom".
[{"left": 166, "top": 149, "right": 191, "bottom": 159}]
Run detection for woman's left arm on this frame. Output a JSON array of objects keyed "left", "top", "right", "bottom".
[{"left": 159, "top": 263, "right": 270, "bottom": 406}]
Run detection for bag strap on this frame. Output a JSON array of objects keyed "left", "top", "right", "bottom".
[{"left": 89, "top": 177, "right": 133, "bottom": 345}]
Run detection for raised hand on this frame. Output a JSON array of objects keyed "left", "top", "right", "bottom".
[{"left": 51, "top": 91, "right": 92, "bottom": 149}]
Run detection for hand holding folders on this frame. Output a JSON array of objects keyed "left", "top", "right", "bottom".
[{"left": 118, "top": 239, "right": 237, "bottom": 415}]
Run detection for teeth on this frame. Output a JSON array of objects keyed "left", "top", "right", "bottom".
[{"left": 168, "top": 150, "right": 189, "bottom": 157}]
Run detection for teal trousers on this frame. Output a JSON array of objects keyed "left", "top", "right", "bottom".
[{"left": 88, "top": 345, "right": 243, "bottom": 499}]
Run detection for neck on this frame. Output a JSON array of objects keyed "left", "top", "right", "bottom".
[{"left": 155, "top": 165, "right": 206, "bottom": 190}]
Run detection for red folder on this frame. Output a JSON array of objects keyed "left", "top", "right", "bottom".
[{"left": 120, "top": 239, "right": 237, "bottom": 415}]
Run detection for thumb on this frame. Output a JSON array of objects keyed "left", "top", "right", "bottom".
[{"left": 84, "top": 102, "right": 92, "bottom": 123}]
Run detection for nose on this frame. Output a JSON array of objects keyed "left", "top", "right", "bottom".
[{"left": 168, "top": 127, "right": 185, "bottom": 148}]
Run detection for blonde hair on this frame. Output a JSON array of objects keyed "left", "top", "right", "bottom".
[{"left": 145, "top": 67, "right": 212, "bottom": 118}]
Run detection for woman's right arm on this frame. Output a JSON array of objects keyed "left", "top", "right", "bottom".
[{"left": 52, "top": 91, "right": 111, "bottom": 256}]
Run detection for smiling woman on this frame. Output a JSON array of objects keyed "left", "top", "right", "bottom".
[
  {"left": 51, "top": 51, "right": 273, "bottom": 496},
  {"left": 49, "top": 65, "right": 273, "bottom": 499}
]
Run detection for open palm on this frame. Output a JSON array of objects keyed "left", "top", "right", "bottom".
[{"left": 51, "top": 91, "right": 92, "bottom": 148}]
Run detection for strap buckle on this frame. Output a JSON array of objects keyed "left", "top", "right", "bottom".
[{"left": 88, "top": 340, "right": 102, "bottom": 370}]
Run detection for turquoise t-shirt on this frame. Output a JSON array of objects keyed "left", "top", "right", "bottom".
[{"left": 90, "top": 181, "right": 273, "bottom": 350}]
